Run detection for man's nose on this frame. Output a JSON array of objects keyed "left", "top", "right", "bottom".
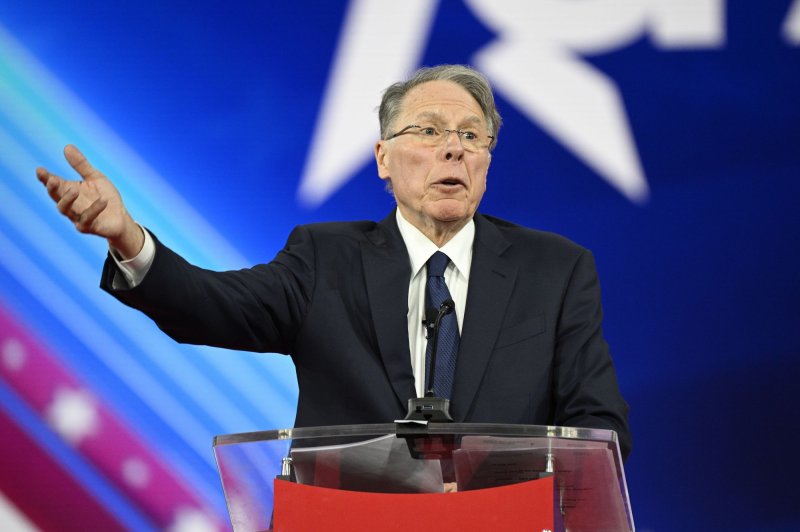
[{"left": 442, "top": 130, "right": 465, "bottom": 160}]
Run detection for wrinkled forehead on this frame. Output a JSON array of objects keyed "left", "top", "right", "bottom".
[
  {"left": 413, "top": 110, "right": 484, "bottom": 128},
  {"left": 399, "top": 80, "right": 487, "bottom": 127}
]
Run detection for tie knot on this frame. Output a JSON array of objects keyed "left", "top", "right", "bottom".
[{"left": 427, "top": 251, "right": 450, "bottom": 278}]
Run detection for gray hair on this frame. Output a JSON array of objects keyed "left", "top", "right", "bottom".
[{"left": 378, "top": 64, "right": 502, "bottom": 151}]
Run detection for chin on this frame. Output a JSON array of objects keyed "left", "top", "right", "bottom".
[{"left": 431, "top": 209, "right": 470, "bottom": 225}]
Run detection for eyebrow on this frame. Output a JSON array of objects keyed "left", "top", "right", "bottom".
[{"left": 414, "top": 111, "right": 484, "bottom": 128}]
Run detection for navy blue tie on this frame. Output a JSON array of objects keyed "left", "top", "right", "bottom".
[{"left": 425, "top": 251, "right": 460, "bottom": 399}]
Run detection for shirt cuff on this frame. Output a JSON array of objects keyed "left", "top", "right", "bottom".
[{"left": 109, "top": 225, "right": 155, "bottom": 289}]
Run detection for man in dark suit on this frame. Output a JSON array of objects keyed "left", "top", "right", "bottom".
[{"left": 37, "top": 65, "right": 631, "bottom": 459}]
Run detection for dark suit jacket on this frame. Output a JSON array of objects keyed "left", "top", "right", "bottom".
[{"left": 102, "top": 211, "right": 631, "bottom": 459}]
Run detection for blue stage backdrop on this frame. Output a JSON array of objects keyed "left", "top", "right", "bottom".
[{"left": 1, "top": 1, "right": 798, "bottom": 530}]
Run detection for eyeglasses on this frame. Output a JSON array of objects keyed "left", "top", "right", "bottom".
[{"left": 387, "top": 124, "right": 494, "bottom": 152}]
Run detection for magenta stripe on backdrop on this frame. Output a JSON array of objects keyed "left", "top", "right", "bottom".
[
  {"left": 0, "top": 305, "right": 229, "bottom": 531},
  {"left": 0, "top": 404, "right": 128, "bottom": 530}
]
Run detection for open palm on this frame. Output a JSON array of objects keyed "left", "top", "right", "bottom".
[{"left": 37, "top": 145, "right": 143, "bottom": 257}]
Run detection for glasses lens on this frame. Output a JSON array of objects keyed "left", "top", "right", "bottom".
[
  {"left": 418, "top": 126, "right": 441, "bottom": 147},
  {"left": 460, "top": 134, "right": 482, "bottom": 152}
]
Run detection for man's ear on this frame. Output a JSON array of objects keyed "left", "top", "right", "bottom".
[{"left": 375, "top": 140, "right": 391, "bottom": 181}]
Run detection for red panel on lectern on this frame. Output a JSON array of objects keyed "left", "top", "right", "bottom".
[{"left": 273, "top": 476, "right": 554, "bottom": 531}]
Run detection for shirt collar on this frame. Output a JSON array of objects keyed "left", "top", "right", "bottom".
[{"left": 395, "top": 209, "right": 475, "bottom": 279}]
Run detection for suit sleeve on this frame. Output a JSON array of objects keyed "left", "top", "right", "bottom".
[
  {"left": 100, "top": 226, "right": 315, "bottom": 354},
  {"left": 553, "top": 249, "right": 632, "bottom": 460}
]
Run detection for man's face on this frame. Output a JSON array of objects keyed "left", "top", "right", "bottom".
[{"left": 375, "top": 80, "right": 491, "bottom": 236}]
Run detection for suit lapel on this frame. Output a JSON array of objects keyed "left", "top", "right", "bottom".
[
  {"left": 451, "top": 214, "right": 517, "bottom": 420},
  {"left": 361, "top": 212, "right": 417, "bottom": 409}
]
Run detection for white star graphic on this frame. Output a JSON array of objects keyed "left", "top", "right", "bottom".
[
  {"left": 46, "top": 387, "right": 99, "bottom": 445},
  {"left": 1, "top": 337, "right": 26, "bottom": 372},
  {"left": 299, "top": 0, "right": 726, "bottom": 206},
  {"left": 168, "top": 507, "right": 218, "bottom": 532},
  {"left": 121, "top": 456, "right": 151, "bottom": 489},
  {"left": 784, "top": 0, "right": 800, "bottom": 44}
]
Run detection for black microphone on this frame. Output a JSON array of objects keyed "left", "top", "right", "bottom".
[{"left": 425, "top": 299, "right": 454, "bottom": 397}]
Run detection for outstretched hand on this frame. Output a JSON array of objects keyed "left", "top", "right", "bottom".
[{"left": 37, "top": 145, "right": 144, "bottom": 258}]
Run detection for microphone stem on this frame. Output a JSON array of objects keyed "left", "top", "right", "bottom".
[
  {"left": 425, "top": 302, "right": 451, "bottom": 396},
  {"left": 425, "top": 322, "right": 441, "bottom": 396}
]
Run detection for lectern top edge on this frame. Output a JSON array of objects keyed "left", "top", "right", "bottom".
[{"left": 212, "top": 422, "right": 618, "bottom": 447}]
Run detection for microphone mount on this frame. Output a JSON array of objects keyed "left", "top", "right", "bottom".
[{"left": 398, "top": 300, "right": 455, "bottom": 458}]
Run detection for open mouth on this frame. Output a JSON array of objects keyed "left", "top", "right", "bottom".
[{"left": 434, "top": 177, "right": 465, "bottom": 188}]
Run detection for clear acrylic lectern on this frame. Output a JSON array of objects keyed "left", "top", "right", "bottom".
[{"left": 213, "top": 423, "right": 633, "bottom": 531}]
